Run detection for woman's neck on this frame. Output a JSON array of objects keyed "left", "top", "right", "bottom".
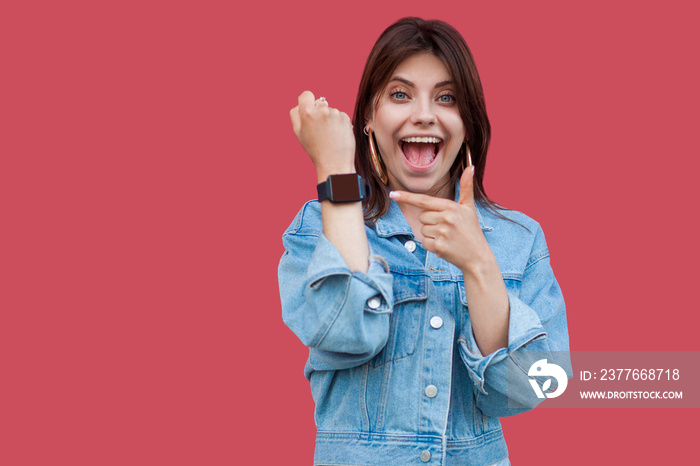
[{"left": 393, "top": 183, "right": 456, "bottom": 242}]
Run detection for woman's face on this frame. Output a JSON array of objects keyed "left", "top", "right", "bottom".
[{"left": 368, "top": 52, "right": 466, "bottom": 199}]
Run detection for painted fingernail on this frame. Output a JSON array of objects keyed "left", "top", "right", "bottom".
[
  {"left": 470, "top": 166, "right": 475, "bottom": 176},
  {"left": 389, "top": 191, "right": 400, "bottom": 200}
]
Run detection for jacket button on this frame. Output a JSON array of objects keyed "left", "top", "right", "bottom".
[
  {"left": 420, "top": 449, "right": 431, "bottom": 462},
  {"left": 425, "top": 385, "right": 438, "bottom": 398},
  {"left": 430, "top": 316, "right": 443, "bottom": 329},
  {"left": 404, "top": 240, "right": 417, "bottom": 253},
  {"left": 367, "top": 296, "right": 381, "bottom": 309}
]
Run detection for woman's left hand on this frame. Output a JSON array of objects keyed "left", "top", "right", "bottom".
[{"left": 389, "top": 166, "right": 488, "bottom": 274}]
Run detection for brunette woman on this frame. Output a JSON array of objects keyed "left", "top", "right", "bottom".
[{"left": 280, "top": 17, "right": 571, "bottom": 466}]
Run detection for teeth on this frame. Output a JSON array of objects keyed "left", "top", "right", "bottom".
[{"left": 401, "top": 136, "right": 442, "bottom": 144}]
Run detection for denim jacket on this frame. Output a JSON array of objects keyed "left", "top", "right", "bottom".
[{"left": 279, "top": 192, "right": 571, "bottom": 466}]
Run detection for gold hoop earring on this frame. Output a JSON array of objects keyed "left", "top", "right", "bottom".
[
  {"left": 459, "top": 144, "right": 472, "bottom": 173},
  {"left": 367, "top": 128, "right": 388, "bottom": 184}
]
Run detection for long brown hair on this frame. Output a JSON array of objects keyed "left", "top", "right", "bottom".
[{"left": 353, "top": 17, "right": 499, "bottom": 223}]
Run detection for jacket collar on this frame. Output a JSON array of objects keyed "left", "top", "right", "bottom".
[{"left": 374, "top": 184, "right": 493, "bottom": 239}]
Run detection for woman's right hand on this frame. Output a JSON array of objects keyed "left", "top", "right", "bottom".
[{"left": 289, "top": 91, "right": 356, "bottom": 177}]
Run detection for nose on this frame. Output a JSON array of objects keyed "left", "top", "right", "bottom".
[{"left": 410, "top": 97, "right": 437, "bottom": 126}]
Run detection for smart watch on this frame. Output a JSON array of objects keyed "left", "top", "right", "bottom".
[{"left": 317, "top": 174, "right": 371, "bottom": 203}]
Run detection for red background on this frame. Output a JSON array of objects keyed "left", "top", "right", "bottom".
[{"left": 2, "top": 0, "right": 698, "bottom": 464}]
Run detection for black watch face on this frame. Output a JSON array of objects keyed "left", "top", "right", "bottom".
[{"left": 330, "top": 174, "right": 362, "bottom": 201}]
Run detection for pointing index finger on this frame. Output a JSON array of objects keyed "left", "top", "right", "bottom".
[{"left": 389, "top": 190, "right": 453, "bottom": 211}]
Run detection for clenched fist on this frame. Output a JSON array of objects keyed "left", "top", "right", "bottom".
[{"left": 290, "top": 91, "right": 356, "bottom": 178}]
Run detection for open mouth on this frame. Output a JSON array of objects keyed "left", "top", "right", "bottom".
[{"left": 400, "top": 136, "right": 443, "bottom": 168}]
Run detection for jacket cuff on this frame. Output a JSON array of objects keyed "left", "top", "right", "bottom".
[
  {"left": 458, "top": 292, "right": 547, "bottom": 394},
  {"left": 297, "top": 234, "right": 394, "bottom": 353},
  {"left": 305, "top": 235, "right": 393, "bottom": 309}
]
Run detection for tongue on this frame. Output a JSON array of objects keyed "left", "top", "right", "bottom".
[{"left": 403, "top": 142, "right": 436, "bottom": 166}]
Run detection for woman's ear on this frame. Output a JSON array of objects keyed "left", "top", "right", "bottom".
[{"left": 363, "top": 116, "right": 374, "bottom": 135}]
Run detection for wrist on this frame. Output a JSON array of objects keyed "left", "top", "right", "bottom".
[
  {"left": 460, "top": 251, "right": 498, "bottom": 281},
  {"left": 316, "top": 165, "right": 356, "bottom": 183}
]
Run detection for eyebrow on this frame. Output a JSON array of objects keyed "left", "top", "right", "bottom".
[{"left": 389, "top": 76, "right": 453, "bottom": 89}]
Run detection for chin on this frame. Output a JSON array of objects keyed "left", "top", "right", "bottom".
[{"left": 393, "top": 174, "right": 450, "bottom": 195}]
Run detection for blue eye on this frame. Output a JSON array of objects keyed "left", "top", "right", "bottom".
[
  {"left": 391, "top": 91, "right": 407, "bottom": 100},
  {"left": 438, "top": 94, "right": 455, "bottom": 103}
]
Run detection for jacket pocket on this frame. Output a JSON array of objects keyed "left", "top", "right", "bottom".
[{"left": 369, "top": 273, "right": 427, "bottom": 368}]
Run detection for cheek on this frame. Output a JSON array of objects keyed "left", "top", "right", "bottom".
[
  {"left": 452, "top": 119, "right": 467, "bottom": 141},
  {"left": 374, "top": 105, "right": 405, "bottom": 132},
  {"left": 376, "top": 134, "right": 397, "bottom": 159},
  {"left": 373, "top": 118, "right": 399, "bottom": 153},
  {"left": 444, "top": 115, "right": 465, "bottom": 134}
]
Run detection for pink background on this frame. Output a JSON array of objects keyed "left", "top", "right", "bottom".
[{"left": 2, "top": 0, "right": 698, "bottom": 464}]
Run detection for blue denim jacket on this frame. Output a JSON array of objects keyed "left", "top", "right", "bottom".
[{"left": 279, "top": 193, "right": 570, "bottom": 466}]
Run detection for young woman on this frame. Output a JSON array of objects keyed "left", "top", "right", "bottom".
[{"left": 279, "top": 17, "right": 570, "bottom": 466}]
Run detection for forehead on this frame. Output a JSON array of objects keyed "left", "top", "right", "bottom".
[{"left": 391, "top": 53, "right": 451, "bottom": 83}]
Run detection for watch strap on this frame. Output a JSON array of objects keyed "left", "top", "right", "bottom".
[{"left": 317, "top": 180, "right": 332, "bottom": 202}]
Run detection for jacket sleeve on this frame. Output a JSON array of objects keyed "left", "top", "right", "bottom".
[
  {"left": 457, "top": 223, "right": 572, "bottom": 417},
  {"left": 278, "top": 202, "right": 394, "bottom": 377}
]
